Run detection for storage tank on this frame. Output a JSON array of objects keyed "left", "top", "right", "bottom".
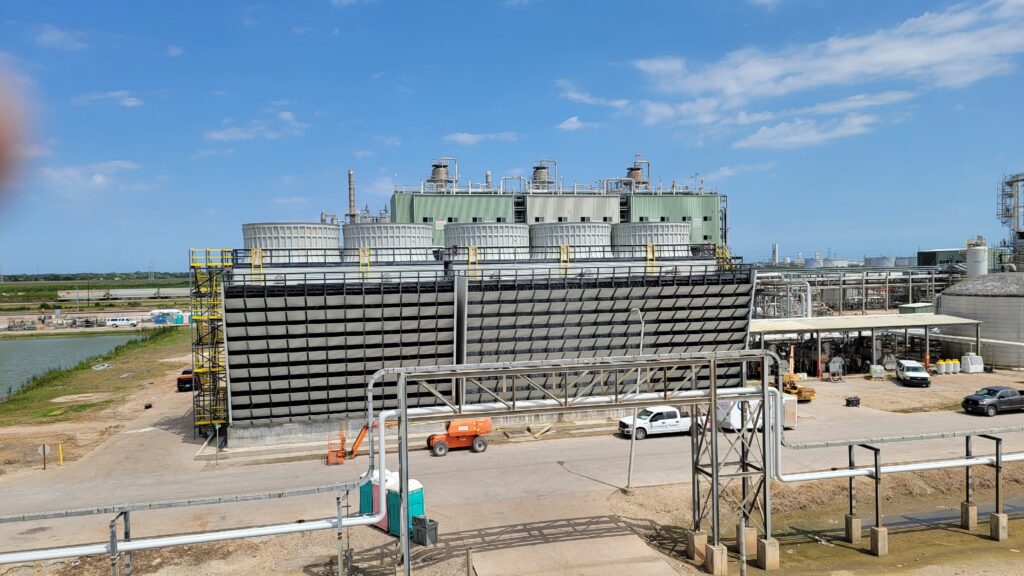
[
  {"left": 611, "top": 222, "right": 691, "bottom": 259},
  {"left": 864, "top": 256, "right": 896, "bottom": 268},
  {"left": 966, "top": 244, "right": 989, "bottom": 278},
  {"left": 242, "top": 222, "right": 341, "bottom": 263},
  {"left": 342, "top": 223, "right": 434, "bottom": 263},
  {"left": 529, "top": 222, "right": 611, "bottom": 259},
  {"left": 938, "top": 274, "right": 1024, "bottom": 367},
  {"left": 824, "top": 258, "right": 849, "bottom": 268},
  {"left": 444, "top": 222, "right": 530, "bottom": 261},
  {"left": 804, "top": 258, "right": 824, "bottom": 269},
  {"left": 895, "top": 256, "right": 917, "bottom": 267}
]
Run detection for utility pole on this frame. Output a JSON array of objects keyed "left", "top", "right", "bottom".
[{"left": 626, "top": 307, "right": 645, "bottom": 490}]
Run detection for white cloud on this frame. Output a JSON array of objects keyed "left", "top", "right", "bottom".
[
  {"left": 353, "top": 149, "right": 374, "bottom": 159},
  {"left": 36, "top": 25, "right": 87, "bottom": 51},
  {"left": 204, "top": 111, "right": 310, "bottom": 141},
  {"left": 748, "top": 0, "right": 780, "bottom": 8},
  {"left": 72, "top": 91, "right": 144, "bottom": 107},
  {"left": 635, "top": 1, "right": 1024, "bottom": 104},
  {"left": 706, "top": 161, "right": 777, "bottom": 180},
  {"left": 270, "top": 99, "right": 291, "bottom": 107},
  {"left": 167, "top": 45, "right": 184, "bottom": 57},
  {"left": 16, "top": 143, "right": 53, "bottom": 159},
  {"left": 292, "top": 25, "right": 313, "bottom": 34},
  {"left": 274, "top": 196, "right": 309, "bottom": 206},
  {"left": 192, "top": 148, "right": 233, "bottom": 159},
  {"left": 212, "top": 90, "right": 228, "bottom": 97},
  {"left": 555, "top": 116, "right": 599, "bottom": 131},
  {"left": 799, "top": 91, "right": 915, "bottom": 115},
  {"left": 374, "top": 135, "right": 401, "bottom": 146},
  {"left": 556, "top": 80, "right": 629, "bottom": 109},
  {"left": 37, "top": 160, "right": 145, "bottom": 199},
  {"left": 638, "top": 97, "right": 722, "bottom": 126},
  {"left": 733, "top": 114, "right": 879, "bottom": 149},
  {"left": 442, "top": 131, "right": 519, "bottom": 145}
]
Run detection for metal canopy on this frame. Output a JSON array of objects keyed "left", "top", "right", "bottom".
[{"left": 750, "top": 313, "right": 979, "bottom": 335}]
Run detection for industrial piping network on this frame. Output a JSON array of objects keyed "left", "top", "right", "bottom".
[{"left": 5, "top": 351, "right": 1024, "bottom": 570}]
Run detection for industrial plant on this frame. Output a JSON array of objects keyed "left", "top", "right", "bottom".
[{"left": 199, "top": 157, "right": 747, "bottom": 431}]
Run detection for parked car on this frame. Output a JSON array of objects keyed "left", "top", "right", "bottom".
[
  {"left": 177, "top": 368, "right": 197, "bottom": 392},
  {"left": 962, "top": 386, "right": 1024, "bottom": 416},
  {"left": 896, "top": 360, "right": 930, "bottom": 387},
  {"left": 105, "top": 316, "right": 138, "bottom": 328},
  {"left": 618, "top": 406, "right": 691, "bottom": 440}
]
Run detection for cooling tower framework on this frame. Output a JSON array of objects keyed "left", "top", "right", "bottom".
[{"left": 210, "top": 249, "right": 753, "bottom": 427}]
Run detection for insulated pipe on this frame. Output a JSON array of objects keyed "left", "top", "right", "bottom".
[
  {"left": 765, "top": 384, "right": 1024, "bottom": 483},
  {"left": 0, "top": 409, "right": 392, "bottom": 565}
]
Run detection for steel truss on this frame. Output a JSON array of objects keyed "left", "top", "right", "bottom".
[{"left": 376, "top": 350, "right": 776, "bottom": 576}]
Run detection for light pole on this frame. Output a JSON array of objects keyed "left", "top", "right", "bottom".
[{"left": 626, "top": 307, "right": 645, "bottom": 490}]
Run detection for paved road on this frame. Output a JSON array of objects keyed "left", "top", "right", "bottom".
[{"left": 3, "top": 383, "right": 1024, "bottom": 554}]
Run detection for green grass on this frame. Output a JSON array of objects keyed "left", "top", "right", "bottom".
[
  {"left": 0, "top": 278, "right": 188, "bottom": 304},
  {"left": 0, "top": 327, "right": 191, "bottom": 427},
  {"left": 0, "top": 328, "right": 155, "bottom": 340}
]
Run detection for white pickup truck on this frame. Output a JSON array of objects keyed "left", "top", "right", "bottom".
[
  {"left": 618, "top": 405, "right": 691, "bottom": 439},
  {"left": 618, "top": 398, "right": 798, "bottom": 439}
]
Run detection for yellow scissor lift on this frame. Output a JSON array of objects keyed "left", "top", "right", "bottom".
[{"left": 189, "top": 248, "right": 233, "bottom": 433}]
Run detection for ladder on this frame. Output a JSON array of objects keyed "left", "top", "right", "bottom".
[{"left": 189, "top": 249, "right": 232, "bottom": 431}]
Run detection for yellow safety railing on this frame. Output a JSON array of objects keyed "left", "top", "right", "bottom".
[
  {"left": 645, "top": 244, "right": 657, "bottom": 274},
  {"left": 251, "top": 248, "right": 264, "bottom": 283},
  {"left": 468, "top": 245, "right": 480, "bottom": 278},
  {"left": 559, "top": 245, "right": 570, "bottom": 274}
]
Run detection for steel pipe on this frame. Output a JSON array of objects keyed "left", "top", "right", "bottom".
[{"left": 0, "top": 408, "right": 392, "bottom": 566}]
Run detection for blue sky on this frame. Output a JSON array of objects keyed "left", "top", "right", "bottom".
[{"left": 1, "top": 0, "right": 1023, "bottom": 273}]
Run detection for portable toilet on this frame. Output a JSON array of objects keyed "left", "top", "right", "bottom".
[
  {"left": 386, "top": 479, "right": 425, "bottom": 537},
  {"left": 358, "top": 469, "right": 396, "bottom": 532}
]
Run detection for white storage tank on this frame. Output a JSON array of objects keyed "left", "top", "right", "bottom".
[
  {"left": 895, "top": 256, "right": 917, "bottom": 267},
  {"left": 804, "top": 258, "right": 824, "bottom": 269},
  {"left": 529, "top": 222, "right": 611, "bottom": 259},
  {"left": 611, "top": 222, "right": 691, "bottom": 259},
  {"left": 938, "top": 273, "right": 1024, "bottom": 367},
  {"left": 242, "top": 222, "right": 341, "bottom": 263},
  {"left": 966, "top": 244, "right": 989, "bottom": 278},
  {"left": 824, "top": 258, "right": 849, "bottom": 268},
  {"left": 444, "top": 222, "right": 530, "bottom": 261},
  {"left": 864, "top": 256, "right": 896, "bottom": 268},
  {"left": 342, "top": 223, "right": 434, "bottom": 263}
]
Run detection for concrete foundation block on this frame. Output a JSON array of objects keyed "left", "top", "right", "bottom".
[
  {"left": 870, "top": 526, "right": 888, "bottom": 557},
  {"left": 736, "top": 524, "right": 758, "bottom": 557},
  {"left": 844, "top": 515, "right": 861, "bottom": 544},
  {"left": 685, "top": 530, "right": 707, "bottom": 563},
  {"left": 991, "top": 513, "right": 1008, "bottom": 542},
  {"left": 704, "top": 543, "right": 728, "bottom": 576},
  {"left": 757, "top": 537, "right": 779, "bottom": 570},
  {"left": 961, "top": 502, "right": 977, "bottom": 531}
]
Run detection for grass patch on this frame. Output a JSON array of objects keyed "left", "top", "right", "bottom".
[
  {"left": 0, "top": 278, "right": 188, "bottom": 305},
  {"left": 0, "top": 327, "right": 190, "bottom": 427}
]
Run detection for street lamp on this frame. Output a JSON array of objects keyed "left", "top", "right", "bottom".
[{"left": 626, "top": 307, "right": 645, "bottom": 490}]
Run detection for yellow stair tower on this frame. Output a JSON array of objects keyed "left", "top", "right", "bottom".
[{"left": 189, "top": 248, "right": 233, "bottom": 431}]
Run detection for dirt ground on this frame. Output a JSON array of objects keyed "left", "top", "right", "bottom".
[
  {"left": 0, "top": 336, "right": 191, "bottom": 481},
  {"left": 800, "top": 369, "right": 1024, "bottom": 413}
]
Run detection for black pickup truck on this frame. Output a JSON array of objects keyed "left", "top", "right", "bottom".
[{"left": 962, "top": 386, "right": 1024, "bottom": 416}]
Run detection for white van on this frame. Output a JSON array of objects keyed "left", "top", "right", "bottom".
[{"left": 106, "top": 317, "right": 138, "bottom": 328}]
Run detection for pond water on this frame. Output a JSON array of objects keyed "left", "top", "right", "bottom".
[{"left": 0, "top": 334, "right": 141, "bottom": 399}]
